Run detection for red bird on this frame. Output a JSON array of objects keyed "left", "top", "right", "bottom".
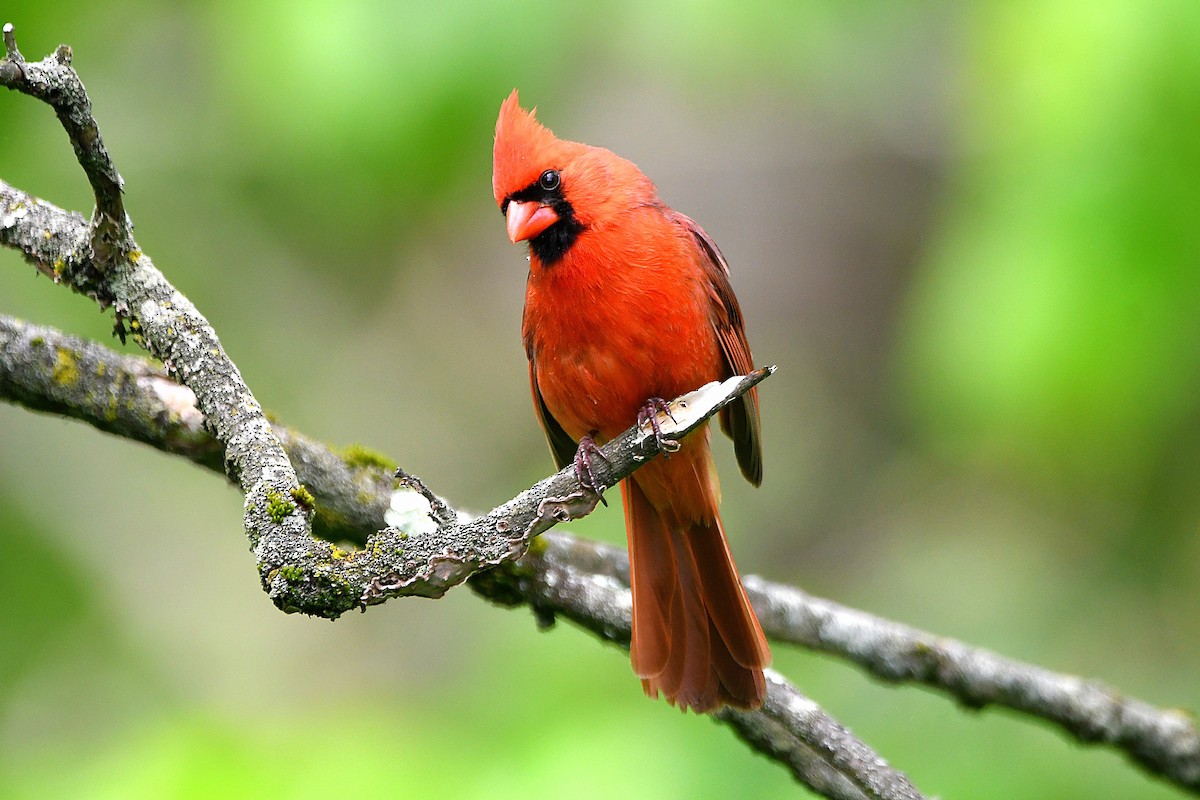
[{"left": 492, "top": 90, "right": 770, "bottom": 712}]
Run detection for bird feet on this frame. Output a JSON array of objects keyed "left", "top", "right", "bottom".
[
  {"left": 572, "top": 431, "right": 610, "bottom": 506},
  {"left": 637, "top": 397, "right": 682, "bottom": 456}
]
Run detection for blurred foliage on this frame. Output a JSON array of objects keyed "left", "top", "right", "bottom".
[
  {"left": 2, "top": 1, "right": 1198, "bottom": 798},
  {"left": 899, "top": 1, "right": 1200, "bottom": 567}
]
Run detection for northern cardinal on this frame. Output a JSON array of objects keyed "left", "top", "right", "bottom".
[{"left": 492, "top": 90, "right": 770, "bottom": 712}]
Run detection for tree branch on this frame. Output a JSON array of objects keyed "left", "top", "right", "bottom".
[
  {"left": 2, "top": 25, "right": 316, "bottom": 609},
  {"left": 0, "top": 313, "right": 389, "bottom": 543},
  {"left": 0, "top": 326, "right": 912, "bottom": 800},
  {"left": 4, "top": 21, "right": 1196, "bottom": 799},
  {"left": 4, "top": 317, "right": 1200, "bottom": 796},
  {"left": 4, "top": 20, "right": 739, "bottom": 623},
  {"left": 743, "top": 574, "right": 1200, "bottom": 791},
  {"left": 476, "top": 532, "right": 922, "bottom": 800},
  {"left": 0, "top": 23, "right": 926, "bottom": 795},
  {"left": 1, "top": 22, "right": 128, "bottom": 269},
  {"left": 0, "top": 22, "right": 777, "bottom": 621}
]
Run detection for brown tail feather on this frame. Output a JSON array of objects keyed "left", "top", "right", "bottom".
[{"left": 622, "top": 477, "right": 769, "bottom": 713}]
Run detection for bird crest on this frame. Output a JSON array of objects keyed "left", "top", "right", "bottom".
[{"left": 493, "top": 90, "right": 575, "bottom": 206}]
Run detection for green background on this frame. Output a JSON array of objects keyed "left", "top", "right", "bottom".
[{"left": 2, "top": 2, "right": 1198, "bottom": 797}]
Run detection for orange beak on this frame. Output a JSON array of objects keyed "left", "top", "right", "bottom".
[{"left": 506, "top": 200, "right": 559, "bottom": 243}]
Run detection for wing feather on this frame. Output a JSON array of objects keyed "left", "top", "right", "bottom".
[
  {"left": 528, "top": 357, "right": 578, "bottom": 470},
  {"left": 677, "top": 214, "right": 763, "bottom": 486}
]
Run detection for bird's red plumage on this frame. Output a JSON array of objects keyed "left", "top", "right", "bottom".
[{"left": 493, "top": 90, "right": 769, "bottom": 712}]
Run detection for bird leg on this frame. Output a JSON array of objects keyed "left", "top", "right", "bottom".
[
  {"left": 572, "top": 431, "right": 610, "bottom": 506},
  {"left": 637, "top": 397, "right": 682, "bottom": 456}
]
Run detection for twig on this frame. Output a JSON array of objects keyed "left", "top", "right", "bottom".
[
  {"left": 0, "top": 23, "right": 127, "bottom": 270},
  {"left": 0, "top": 180, "right": 109, "bottom": 304}
]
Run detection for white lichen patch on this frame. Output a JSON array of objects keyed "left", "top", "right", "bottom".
[
  {"left": 1, "top": 200, "right": 29, "bottom": 230},
  {"left": 139, "top": 374, "right": 204, "bottom": 430},
  {"left": 385, "top": 487, "right": 439, "bottom": 536}
]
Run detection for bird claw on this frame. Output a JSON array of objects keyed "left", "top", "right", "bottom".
[
  {"left": 637, "top": 397, "right": 681, "bottom": 455},
  {"left": 572, "top": 432, "right": 610, "bottom": 506}
]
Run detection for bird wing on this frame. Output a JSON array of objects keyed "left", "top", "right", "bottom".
[
  {"left": 677, "top": 213, "right": 763, "bottom": 486},
  {"left": 528, "top": 356, "right": 579, "bottom": 471}
]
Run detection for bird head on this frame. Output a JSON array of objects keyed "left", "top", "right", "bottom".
[{"left": 492, "top": 90, "right": 653, "bottom": 264}]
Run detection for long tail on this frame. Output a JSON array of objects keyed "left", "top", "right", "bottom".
[{"left": 621, "top": 455, "right": 770, "bottom": 713}]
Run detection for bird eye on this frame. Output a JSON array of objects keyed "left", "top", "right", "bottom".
[{"left": 538, "top": 169, "right": 561, "bottom": 192}]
